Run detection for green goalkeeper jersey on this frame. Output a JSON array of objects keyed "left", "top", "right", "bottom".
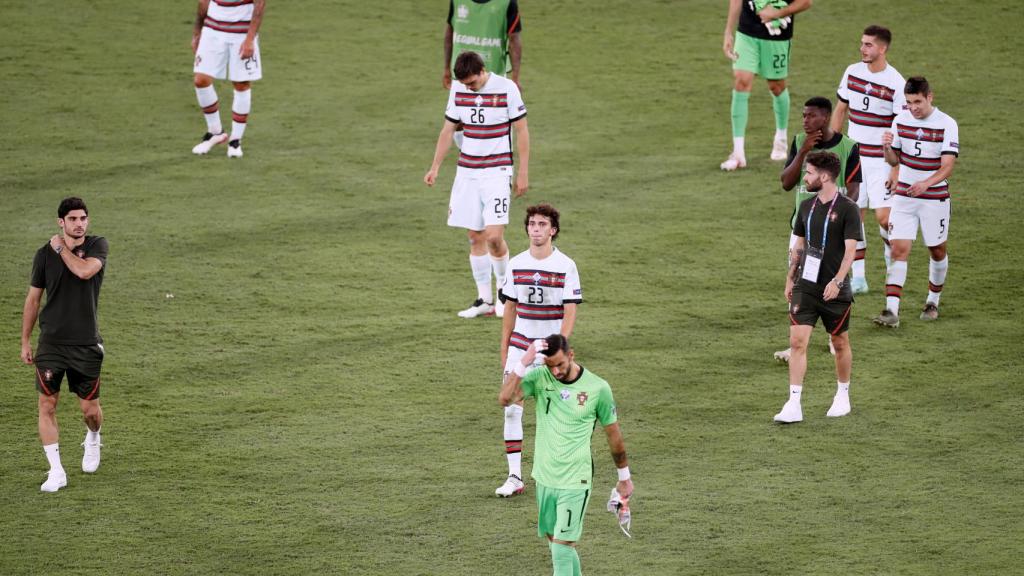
[{"left": 521, "top": 365, "right": 618, "bottom": 490}]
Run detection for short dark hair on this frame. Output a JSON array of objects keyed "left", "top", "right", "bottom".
[
  {"left": 524, "top": 203, "right": 561, "bottom": 241},
  {"left": 453, "top": 51, "right": 485, "bottom": 81},
  {"left": 905, "top": 76, "right": 931, "bottom": 96},
  {"left": 805, "top": 151, "right": 841, "bottom": 181},
  {"left": 863, "top": 24, "right": 892, "bottom": 46},
  {"left": 58, "top": 197, "right": 88, "bottom": 219},
  {"left": 541, "top": 334, "right": 571, "bottom": 357},
  {"left": 804, "top": 96, "right": 832, "bottom": 114}
]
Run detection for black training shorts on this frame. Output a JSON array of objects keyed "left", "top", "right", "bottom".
[
  {"left": 33, "top": 341, "right": 105, "bottom": 400},
  {"left": 789, "top": 291, "right": 853, "bottom": 335}
]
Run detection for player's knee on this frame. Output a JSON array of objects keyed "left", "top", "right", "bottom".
[
  {"left": 194, "top": 74, "right": 213, "bottom": 88},
  {"left": 232, "top": 81, "right": 251, "bottom": 92},
  {"left": 830, "top": 334, "right": 849, "bottom": 352},
  {"left": 733, "top": 75, "right": 753, "bottom": 92},
  {"left": 789, "top": 334, "right": 809, "bottom": 352},
  {"left": 38, "top": 397, "right": 57, "bottom": 418},
  {"left": 82, "top": 403, "right": 101, "bottom": 421},
  {"left": 767, "top": 80, "right": 787, "bottom": 96}
]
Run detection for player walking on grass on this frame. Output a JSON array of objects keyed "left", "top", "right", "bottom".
[
  {"left": 494, "top": 204, "right": 582, "bottom": 497},
  {"left": 874, "top": 77, "right": 959, "bottom": 328},
  {"left": 20, "top": 198, "right": 109, "bottom": 492},
  {"left": 499, "top": 335, "right": 633, "bottom": 576},
  {"left": 425, "top": 51, "right": 530, "bottom": 319},
  {"left": 774, "top": 97, "right": 860, "bottom": 363},
  {"left": 191, "top": 0, "right": 266, "bottom": 158},
  {"left": 776, "top": 152, "right": 862, "bottom": 423},
  {"left": 831, "top": 25, "right": 907, "bottom": 295},
  {"left": 721, "top": 0, "right": 813, "bottom": 171}
]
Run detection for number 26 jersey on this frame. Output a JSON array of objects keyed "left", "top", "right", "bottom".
[{"left": 445, "top": 72, "right": 526, "bottom": 178}]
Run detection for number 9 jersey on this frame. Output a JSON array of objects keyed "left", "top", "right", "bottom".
[{"left": 500, "top": 248, "right": 582, "bottom": 353}]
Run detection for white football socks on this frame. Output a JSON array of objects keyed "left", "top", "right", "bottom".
[
  {"left": 886, "top": 260, "right": 908, "bottom": 314},
  {"left": 788, "top": 384, "right": 802, "bottom": 402},
  {"left": 928, "top": 256, "right": 948, "bottom": 306},
  {"left": 43, "top": 443, "right": 63, "bottom": 473},
  {"left": 491, "top": 254, "right": 509, "bottom": 292},
  {"left": 195, "top": 85, "right": 222, "bottom": 134},
  {"left": 879, "top": 225, "right": 892, "bottom": 269},
  {"left": 504, "top": 404, "right": 524, "bottom": 478},
  {"left": 230, "top": 88, "right": 251, "bottom": 142},
  {"left": 470, "top": 254, "right": 492, "bottom": 302}
]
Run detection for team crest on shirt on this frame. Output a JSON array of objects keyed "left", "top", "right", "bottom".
[
  {"left": 576, "top": 391, "right": 588, "bottom": 406},
  {"left": 830, "top": 212, "right": 838, "bottom": 222},
  {"left": 457, "top": 4, "right": 469, "bottom": 20},
  {"left": 76, "top": 250, "right": 85, "bottom": 258},
  {"left": 560, "top": 389, "right": 571, "bottom": 401},
  {"left": 474, "top": 95, "right": 484, "bottom": 107},
  {"left": 532, "top": 272, "right": 542, "bottom": 284},
  {"left": 916, "top": 128, "right": 926, "bottom": 140}
]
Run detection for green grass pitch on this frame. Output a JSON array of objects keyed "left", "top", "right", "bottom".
[{"left": 1, "top": 1, "right": 1021, "bottom": 574}]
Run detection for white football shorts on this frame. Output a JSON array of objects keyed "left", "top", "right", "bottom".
[
  {"left": 193, "top": 28, "right": 262, "bottom": 82},
  {"left": 448, "top": 173, "right": 511, "bottom": 231},
  {"left": 858, "top": 156, "right": 893, "bottom": 210},
  {"left": 889, "top": 195, "right": 950, "bottom": 247}
]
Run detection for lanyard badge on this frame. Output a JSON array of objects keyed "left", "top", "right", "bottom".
[{"left": 801, "top": 195, "right": 838, "bottom": 283}]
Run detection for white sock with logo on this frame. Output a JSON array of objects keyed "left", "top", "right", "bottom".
[
  {"left": 788, "top": 384, "right": 802, "bottom": 403},
  {"left": 43, "top": 443, "right": 64, "bottom": 473},
  {"left": 470, "top": 254, "right": 492, "bottom": 302},
  {"left": 195, "top": 86, "right": 222, "bottom": 134},
  {"left": 504, "top": 405, "right": 524, "bottom": 478},
  {"left": 230, "top": 89, "right": 251, "bottom": 142},
  {"left": 886, "top": 260, "right": 908, "bottom": 315},
  {"left": 491, "top": 254, "right": 509, "bottom": 291}
]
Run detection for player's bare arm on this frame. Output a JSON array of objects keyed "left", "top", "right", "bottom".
[
  {"left": 424, "top": 119, "right": 459, "bottom": 186},
  {"left": 786, "top": 236, "right": 805, "bottom": 302},
  {"left": 846, "top": 181, "right": 860, "bottom": 204},
  {"left": 509, "top": 32, "right": 522, "bottom": 85},
  {"left": 50, "top": 235, "right": 104, "bottom": 280},
  {"left": 830, "top": 99, "right": 849, "bottom": 134},
  {"left": 498, "top": 340, "right": 543, "bottom": 406},
  {"left": 442, "top": 24, "right": 454, "bottom": 88},
  {"left": 824, "top": 238, "right": 857, "bottom": 301},
  {"left": 604, "top": 423, "right": 634, "bottom": 499},
  {"left": 513, "top": 118, "right": 529, "bottom": 197},
  {"left": 881, "top": 131, "right": 899, "bottom": 166},
  {"left": 758, "top": 0, "right": 812, "bottom": 23},
  {"left": 240, "top": 0, "right": 266, "bottom": 59},
  {"left": 884, "top": 164, "right": 899, "bottom": 191},
  {"left": 192, "top": 0, "right": 211, "bottom": 53},
  {"left": 20, "top": 286, "right": 43, "bottom": 364},
  {"left": 722, "top": 0, "right": 741, "bottom": 61},
  {"left": 499, "top": 299, "right": 517, "bottom": 368},
  {"left": 908, "top": 155, "right": 956, "bottom": 197},
  {"left": 780, "top": 132, "right": 821, "bottom": 191},
  {"left": 560, "top": 303, "right": 577, "bottom": 339}
]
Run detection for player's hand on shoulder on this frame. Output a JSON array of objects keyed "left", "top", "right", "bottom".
[{"left": 49, "top": 234, "right": 64, "bottom": 253}]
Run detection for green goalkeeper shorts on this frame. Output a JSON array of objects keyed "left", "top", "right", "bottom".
[
  {"left": 536, "top": 483, "right": 592, "bottom": 542},
  {"left": 733, "top": 31, "right": 790, "bottom": 79}
]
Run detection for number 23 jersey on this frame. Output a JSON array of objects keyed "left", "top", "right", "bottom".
[{"left": 500, "top": 248, "right": 582, "bottom": 349}]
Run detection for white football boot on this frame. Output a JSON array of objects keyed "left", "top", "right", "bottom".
[
  {"left": 192, "top": 132, "right": 228, "bottom": 155},
  {"left": 495, "top": 474, "right": 524, "bottom": 497},
  {"left": 773, "top": 347, "right": 791, "bottom": 363},
  {"left": 457, "top": 299, "right": 495, "bottom": 318},
  {"left": 227, "top": 139, "right": 243, "bottom": 158},
  {"left": 773, "top": 400, "right": 803, "bottom": 423},
  {"left": 770, "top": 136, "right": 788, "bottom": 161},
  {"left": 826, "top": 393, "right": 851, "bottom": 418},
  {"left": 720, "top": 153, "right": 747, "bottom": 171},
  {"left": 82, "top": 434, "right": 102, "bottom": 473},
  {"left": 40, "top": 469, "right": 67, "bottom": 493}
]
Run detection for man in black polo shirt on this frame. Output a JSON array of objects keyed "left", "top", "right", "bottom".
[
  {"left": 20, "top": 197, "right": 109, "bottom": 492},
  {"left": 776, "top": 152, "right": 862, "bottom": 424}
]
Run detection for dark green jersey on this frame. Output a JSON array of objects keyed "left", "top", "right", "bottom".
[
  {"left": 30, "top": 236, "right": 108, "bottom": 345},
  {"left": 521, "top": 365, "right": 617, "bottom": 490}
]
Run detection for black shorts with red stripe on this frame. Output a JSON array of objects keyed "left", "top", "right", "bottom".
[
  {"left": 789, "top": 291, "right": 853, "bottom": 335},
  {"left": 34, "top": 341, "right": 104, "bottom": 400}
]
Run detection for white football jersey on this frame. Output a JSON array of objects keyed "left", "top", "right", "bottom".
[
  {"left": 837, "top": 62, "right": 906, "bottom": 159},
  {"left": 890, "top": 107, "right": 960, "bottom": 200},
  {"left": 500, "top": 248, "right": 582, "bottom": 350},
  {"left": 445, "top": 73, "right": 526, "bottom": 178},
  {"left": 206, "top": 0, "right": 255, "bottom": 34}
]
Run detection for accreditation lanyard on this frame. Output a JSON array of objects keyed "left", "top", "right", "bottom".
[{"left": 801, "top": 194, "right": 838, "bottom": 283}]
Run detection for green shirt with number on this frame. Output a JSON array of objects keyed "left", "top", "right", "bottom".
[{"left": 520, "top": 365, "right": 617, "bottom": 490}]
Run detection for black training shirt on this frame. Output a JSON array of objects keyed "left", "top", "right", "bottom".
[
  {"left": 793, "top": 194, "right": 861, "bottom": 301},
  {"left": 738, "top": 0, "right": 795, "bottom": 41},
  {"left": 30, "top": 236, "right": 108, "bottom": 345}
]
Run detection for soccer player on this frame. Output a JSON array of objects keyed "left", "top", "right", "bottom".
[
  {"left": 874, "top": 76, "right": 959, "bottom": 327},
  {"left": 774, "top": 97, "right": 860, "bottom": 363},
  {"left": 443, "top": 0, "right": 522, "bottom": 89},
  {"left": 776, "top": 152, "right": 862, "bottom": 423},
  {"left": 424, "top": 51, "right": 530, "bottom": 319},
  {"left": 721, "top": 0, "right": 813, "bottom": 171},
  {"left": 20, "top": 198, "right": 109, "bottom": 492},
  {"left": 494, "top": 204, "right": 582, "bottom": 497},
  {"left": 831, "top": 25, "right": 907, "bottom": 294},
  {"left": 190, "top": 0, "right": 266, "bottom": 158},
  {"left": 499, "top": 336, "right": 633, "bottom": 575}
]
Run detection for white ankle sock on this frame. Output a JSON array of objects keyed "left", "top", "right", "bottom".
[
  {"left": 837, "top": 381, "right": 850, "bottom": 394},
  {"left": 44, "top": 443, "right": 63, "bottom": 472},
  {"left": 732, "top": 137, "right": 745, "bottom": 158},
  {"left": 788, "top": 384, "right": 802, "bottom": 401}
]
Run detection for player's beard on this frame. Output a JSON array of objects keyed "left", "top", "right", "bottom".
[{"left": 805, "top": 178, "right": 822, "bottom": 193}]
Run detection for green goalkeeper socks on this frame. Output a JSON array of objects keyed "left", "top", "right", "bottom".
[
  {"left": 731, "top": 90, "right": 750, "bottom": 139},
  {"left": 773, "top": 88, "right": 790, "bottom": 132},
  {"left": 550, "top": 542, "right": 581, "bottom": 576}
]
